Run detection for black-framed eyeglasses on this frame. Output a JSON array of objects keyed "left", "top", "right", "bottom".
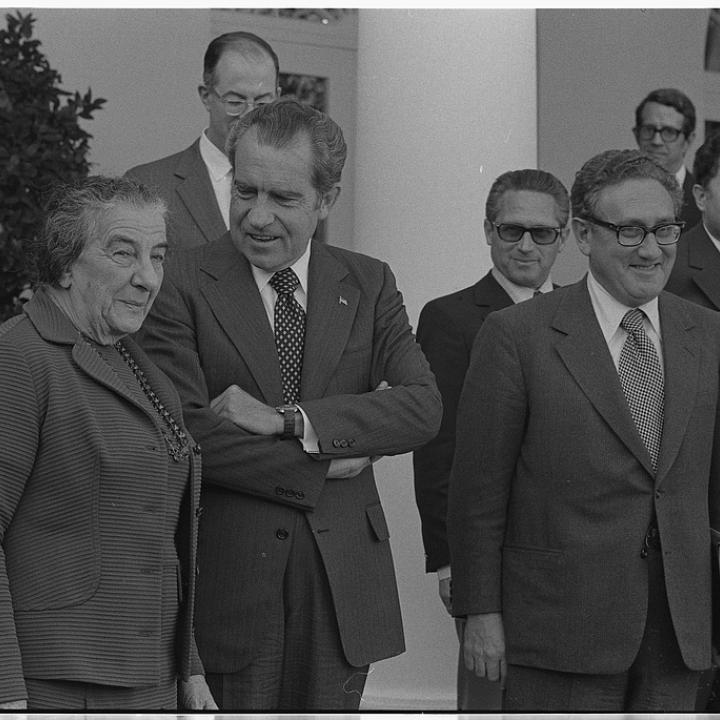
[
  {"left": 581, "top": 215, "right": 684, "bottom": 246},
  {"left": 634, "top": 124, "right": 684, "bottom": 143},
  {"left": 492, "top": 223, "right": 564, "bottom": 245},
  {"left": 208, "top": 87, "right": 273, "bottom": 117}
]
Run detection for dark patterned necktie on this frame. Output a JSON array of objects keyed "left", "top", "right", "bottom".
[
  {"left": 269, "top": 267, "right": 305, "bottom": 404},
  {"left": 618, "top": 308, "right": 664, "bottom": 472}
]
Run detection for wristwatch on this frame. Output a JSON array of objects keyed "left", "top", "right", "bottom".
[{"left": 275, "top": 404, "right": 300, "bottom": 439}]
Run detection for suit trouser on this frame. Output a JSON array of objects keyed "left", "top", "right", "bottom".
[
  {"left": 503, "top": 528, "right": 704, "bottom": 712},
  {"left": 206, "top": 512, "right": 368, "bottom": 711},
  {"left": 454, "top": 618, "right": 502, "bottom": 710}
]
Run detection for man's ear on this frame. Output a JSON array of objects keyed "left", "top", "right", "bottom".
[
  {"left": 693, "top": 183, "right": 706, "bottom": 213},
  {"left": 483, "top": 218, "right": 495, "bottom": 247},
  {"left": 198, "top": 84, "right": 211, "bottom": 111},
  {"left": 572, "top": 217, "right": 592, "bottom": 258},
  {"left": 318, "top": 186, "right": 341, "bottom": 219}
]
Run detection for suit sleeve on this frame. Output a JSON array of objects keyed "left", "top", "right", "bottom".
[
  {"left": 412, "top": 301, "right": 471, "bottom": 572},
  {"left": 0, "top": 341, "right": 39, "bottom": 703},
  {"left": 299, "top": 262, "right": 442, "bottom": 457},
  {"left": 138, "top": 270, "right": 330, "bottom": 510},
  {"left": 447, "top": 310, "right": 527, "bottom": 617}
]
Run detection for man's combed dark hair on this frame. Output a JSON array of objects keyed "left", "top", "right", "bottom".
[
  {"left": 571, "top": 149, "right": 683, "bottom": 219},
  {"left": 693, "top": 131, "right": 720, "bottom": 188},
  {"left": 485, "top": 169, "right": 570, "bottom": 225},
  {"left": 227, "top": 98, "right": 347, "bottom": 195},
  {"left": 635, "top": 88, "right": 696, "bottom": 137}
]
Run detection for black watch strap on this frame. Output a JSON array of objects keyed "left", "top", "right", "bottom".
[{"left": 275, "top": 404, "right": 299, "bottom": 439}]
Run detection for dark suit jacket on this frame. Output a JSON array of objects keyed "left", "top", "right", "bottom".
[
  {"left": 681, "top": 169, "right": 702, "bottom": 231},
  {"left": 448, "top": 279, "right": 720, "bottom": 674},
  {"left": 126, "top": 140, "right": 227, "bottom": 248},
  {"left": 137, "top": 234, "right": 442, "bottom": 670},
  {"left": 413, "top": 272, "right": 513, "bottom": 572},
  {"left": 665, "top": 222, "right": 720, "bottom": 310},
  {"left": 0, "top": 288, "right": 202, "bottom": 703}
]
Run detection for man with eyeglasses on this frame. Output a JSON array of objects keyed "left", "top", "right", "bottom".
[
  {"left": 413, "top": 169, "right": 568, "bottom": 711},
  {"left": 633, "top": 88, "right": 701, "bottom": 230},
  {"left": 126, "top": 32, "right": 280, "bottom": 248},
  {"left": 448, "top": 149, "right": 720, "bottom": 711}
]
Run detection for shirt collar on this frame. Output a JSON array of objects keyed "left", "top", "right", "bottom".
[
  {"left": 675, "top": 165, "right": 687, "bottom": 188},
  {"left": 199, "top": 130, "right": 232, "bottom": 182},
  {"left": 250, "top": 240, "right": 312, "bottom": 296},
  {"left": 586, "top": 270, "right": 661, "bottom": 342},
  {"left": 491, "top": 266, "right": 554, "bottom": 304}
]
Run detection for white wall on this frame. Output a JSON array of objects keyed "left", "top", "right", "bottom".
[
  {"left": 354, "top": 9, "right": 538, "bottom": 709},
  {"left": 15, "top": 8, "right": 211, "bottom": 175}
]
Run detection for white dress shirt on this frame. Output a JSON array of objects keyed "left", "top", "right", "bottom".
[
  {"left": 199, "top": 131, "right": 232, "bottom": 230},
  {"left": 491, "top": 267, "right": 554, "bottom": 303}
]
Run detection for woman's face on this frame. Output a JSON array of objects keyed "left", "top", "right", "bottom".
[{"left": 60, "top": 203, "right": 167, "bottom": 344}]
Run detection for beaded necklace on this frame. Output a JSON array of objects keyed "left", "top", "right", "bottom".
[{"left": 114, "top": 341, "right": 190, "bottom": 462}]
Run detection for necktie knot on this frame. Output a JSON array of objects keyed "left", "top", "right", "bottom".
[
  {"left": 620, "top": 308, "right": 646, "bottom": 338},
  {"left": 270, "top": 267, "right": 300, "bottom": 296}
]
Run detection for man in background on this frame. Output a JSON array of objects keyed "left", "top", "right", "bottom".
[
  {"left": 666, "top": 131, "right": 720, "bottom": 311},
  {"left": 126, "top": 31, "right": 280, "bottom": 247},
  {"left": 449, "top": 149, "right": 720, "bottom": 711},
  {"left": 413, "top": 168, "right": 568, "bottom": 710},
  {"left": 633, "top": 87, "right": 701, "bottom": 229}
]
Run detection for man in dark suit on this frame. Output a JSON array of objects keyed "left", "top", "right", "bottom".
[
  {"left": 137, "top": 99, "right": 442, "bottom": 711},
  {"left": 666, "top": 131, "right": 720, "bottom": 310},
  {"left": 448, "top": 149, "right": 720, "bottom": 711},
  {"left": 412, "top": 169, "right": 569, "bottom": 710},
  {"left": 126, "top": 32, "right": 280, "bottom": 248},
  {"left": 633, "top": 87, "right": 701, "bottom": 230}
]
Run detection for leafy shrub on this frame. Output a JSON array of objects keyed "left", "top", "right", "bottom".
[{"left": 0, "top": 11, "right": 105, "bottom": 320}]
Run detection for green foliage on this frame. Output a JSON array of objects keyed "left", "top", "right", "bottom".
[{"left": 0, "top": 11, "right": 105, "bottom": 320}]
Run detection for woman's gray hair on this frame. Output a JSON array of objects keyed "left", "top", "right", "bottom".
[{"left": 31, "top": 175, "right": 166, "bottom": 287}]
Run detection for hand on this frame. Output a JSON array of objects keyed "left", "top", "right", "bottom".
[
  {"left": 326, "top": 456, "right": 380, "bottom": 479},
  {"left": 0, "top": 700, "right": 27, "bottom": 709},
  {"left": 438, "top": 575, "right": 452, "bottom": 614},
  {"left": 463, "top": 612, "right": 506, "bottom": 685},
  {"left": 210, "top": 385, "right": 280, "bottom": 436},
  {"left": 179, "top": 674, "right": 218, "bottom": 710}
]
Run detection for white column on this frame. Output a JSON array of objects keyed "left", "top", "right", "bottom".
[{"left": 354, "top": 9, "right": 537, "bottom": 709}]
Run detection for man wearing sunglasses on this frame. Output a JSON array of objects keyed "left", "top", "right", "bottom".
[
  {"left": 633, "top": 88, "right": 701, "bottom": 230},
  {"left": 413, "top": 169, "right": 568, "bottom": 710},
  {"left": 448, "top": 149, "right": 720, "bottom": 711},
  {"left": 126, "top": 32, "right": 280, "bottom": 248}
]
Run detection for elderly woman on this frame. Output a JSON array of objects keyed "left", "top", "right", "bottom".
[{"left": 0, "top": 177, "right": 216, "bottom": 710}]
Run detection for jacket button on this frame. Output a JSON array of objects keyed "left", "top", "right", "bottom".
[
  {"left": 347, "top": 439, "right": 356, "bottom": 447},
  {"left": 275, "top": 486, "right": 285, "bottom": 495},
  {"left": 332, "top": 439, "right": 341, "bottom": 448},
  {"left": 296, "top": 490, "right": 305, "bottom": 499},
  {"left": 276, "top": 528, "right": 289, "bottom": 540}
]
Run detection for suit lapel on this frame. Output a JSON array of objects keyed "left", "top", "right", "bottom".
[
  {"left": 689, "top": 227, "right": 720, "bottom": 310},
  {"left": 175, "top": 141, "right": 227, "bottom": 244},
  {"left": 199, "top": 236, "right": 284, "bottom": 404},
  {"left": 301, "top": 242, "right": 360, "bottom": 400},
  {"left": 655, "top": 295, "right": 699, "bottom": 485},
  {"left": 552, "top": 281, "right": 655, "bottom": 474},
  {"left": 473, "top": 272, "right": 513, "bottom": 310}
]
